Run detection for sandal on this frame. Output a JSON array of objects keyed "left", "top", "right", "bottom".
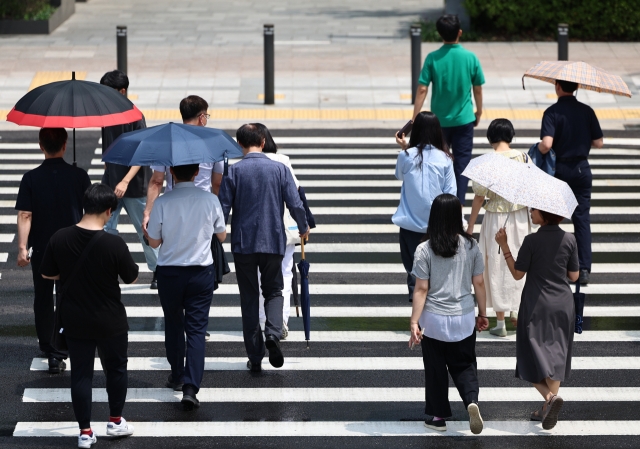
[
  {"left": 530, "top": 402, "right": 545, "bottom": 421},
  {"left": 542, "top": 394, "right": 564, "bottom": 430}
]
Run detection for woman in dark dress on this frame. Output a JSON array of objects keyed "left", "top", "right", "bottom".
[{"left": 495, "top": 208, "right": 579, "bottom": 430}]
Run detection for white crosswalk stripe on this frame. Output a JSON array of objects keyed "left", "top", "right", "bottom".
[{"left": 3, "top": 134, "right": 640, "bottom": 442}]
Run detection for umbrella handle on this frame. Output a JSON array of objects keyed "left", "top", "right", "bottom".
[
  {"left": 300, "top": 237, "right": 305, "bottom": 260},
  {"left": 296, "top": 306, "right": 299, "bottom": 318}
]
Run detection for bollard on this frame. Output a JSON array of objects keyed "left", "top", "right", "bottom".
[
  {"left": 410, "top": 23, "right": 422, "bottom": 105},
  {"left": 264, "top": 24, "right": 275, "bottom": 105},
  {"left": 558, "top": 23, "right": 569, "bottom": 61},
  {"left": 117, "top": 25, "right": 128, "bottom": 75}
]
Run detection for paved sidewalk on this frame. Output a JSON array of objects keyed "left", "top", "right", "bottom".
[{"left": 1, "top": 0, "right": 639, "bottom": 129}]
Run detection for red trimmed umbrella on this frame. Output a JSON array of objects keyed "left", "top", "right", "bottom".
[{"left": 7, "top": 72, "right": 142, "bottom": 165}]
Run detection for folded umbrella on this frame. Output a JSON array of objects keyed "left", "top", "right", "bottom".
[
  {"left": 297, "top": 237, "right": 311, "bottom": 349},
  {"left": 462, "top": 153, "right": 578, "bottom": 219},
  {"left": 522, "top": 60, "right": 631, "bottom": 97},
  {"left": 574, "top": 281, "right": 585, "bottom": 334},
  {"left": 102, "top": 122, "right": 243, "bottom": 166},
  {"left": 7, "top": 71, "right": 143, "bottom": 165}
]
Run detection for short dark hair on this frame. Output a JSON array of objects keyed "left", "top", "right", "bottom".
[
  {"left": 236, "top": 124, "right": 265, "bottom": 149},
  {"left": 100, "top": 70, "right": 129, "bottom": 91},
  {"left": 83, "top": 183, "right": 118, "bottom": 215},
  {"left": 253, "top": 123, "right": 278, "bottom": 153},
  {"left": 425, "top": 194, "right": 476, "bottom": 258},
  {"left": 537, "top": 209, "right": 564, "bottom": 225},
  {"left": 487, "top": 118, "right": 516, "bottom": 144},
  {"left": 39, "top": 128, "right": 68, "bottom": 155},
  {"left": 171, "top": 164, "right": 200, "bottom": 182},
  {"left": 180, "top": 95, "right": 209, "bottom": 121},
  {"left": 408, "top": 111, "right": 451, "bottom": 163},
  {"left": 556, "top": 80, "right": 578, "bottom": 93},
  {"left": 436, "top": 15, "right": 461, "bottom": 42}
]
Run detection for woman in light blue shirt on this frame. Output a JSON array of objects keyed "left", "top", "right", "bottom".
[{"left": 394, "top": 112, "right": 457, "bottom": 301}]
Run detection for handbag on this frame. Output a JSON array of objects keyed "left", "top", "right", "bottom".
[
  {"left": 52, "top": 231, "right": 105, "bottom": 352},
  {"left": 528, "top": 142, "right": 556, "bottom": 176}
]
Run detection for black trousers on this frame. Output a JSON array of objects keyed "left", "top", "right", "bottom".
[
  {"left": 157, "top": 264, "right": 214, "bottom": 392},
  {"left": 67, "top": 333, "right": 128, "bottom": 429},
  {"left": 399, "top": 228, "right": 424, "bottom": 301},
  {"left": 442, "top": 122, "right": 475, "bottom": 206},
  {"left": 30, "top": 251, "right": 65, "bottom": 359},
  {"left": 421, "top": 332, "right": 479, "bottom": 418},
  {"left": 556, "top": 160, "right": 592, "bottom": 271},
  {"left": 233, "top": 252, "right": 284, "bottom": 364}
]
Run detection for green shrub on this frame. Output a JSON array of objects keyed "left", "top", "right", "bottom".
[
  {"left": 464, "top": 0, "right": 640, "bottom": 41},
  {"left": 0, "top": 0, "right": 57, "bottom": 21}
]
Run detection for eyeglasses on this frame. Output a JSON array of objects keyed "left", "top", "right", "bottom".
[{"left": 200, "top": 113, "right": 210, "bottom": 120}]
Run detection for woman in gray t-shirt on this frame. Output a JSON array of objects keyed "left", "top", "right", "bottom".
[{"left": 409, "top": 194, "right": 489, "bottom": 434}]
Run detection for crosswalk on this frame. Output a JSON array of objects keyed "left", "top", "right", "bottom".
[{"left": 1, "top": 131, "right": 640, "bottom": 444}]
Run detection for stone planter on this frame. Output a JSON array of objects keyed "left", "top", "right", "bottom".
[{"left": 0, "top": 0, "right": 75, "bottom": 35}]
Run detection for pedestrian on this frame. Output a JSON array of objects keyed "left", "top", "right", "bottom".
[
  {"left": 99, "top": 70, "right": 158, "bottom": 289},
  {"left": 219, "top": 124, "right": 309, "bottom": 372},
  {"left": 495, "top": 208, "right": 579, "bottom": 430},
  {"left": 467, "top": 119, "right": 532, "bottom": 336},
  {"left": 409, "top": 193, "right": 489, "bottom": 434},
  {"left": 254, "top": 123, "right": 299, "bottom": 340},
  {"left": 143, "top": 95, "right": 225, "bottom": 341},
  {"left": 15, "top": 128, "right": 91, "bottom": 374},
  {"left": 39, "top": 183, "right": 139, "bottom": 448},
  {"left": 537, "top": 80, "right": 604, "bottom": 285},
  {"left": 394, "top": 111, "right": 457, "bottom": 302},
  {"left": 412, "top": 14, "right": 484, "bottom": 207},
  {"left": 146, "top": 164, "right": 227, "bottom": 410}
]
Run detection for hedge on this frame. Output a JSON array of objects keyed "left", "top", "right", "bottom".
[
  {"left": 0, "top": 0, "right": 56, "bottom": 21},
  {"left": 464, "top": 0, "right": 640, "bottom": 41}
]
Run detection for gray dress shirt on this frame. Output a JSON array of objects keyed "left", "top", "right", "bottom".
[{"left": 219, "top": 152, "right": 308, "bottom": 256}]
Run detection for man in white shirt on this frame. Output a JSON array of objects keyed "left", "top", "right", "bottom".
[{"left": 146, "top": 163, "right": 226, "bottom": 411}]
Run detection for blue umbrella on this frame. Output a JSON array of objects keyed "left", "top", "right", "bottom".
[
  {"left": 102, "top": 122, "right": 243, "bottom": 166},
  {"left": 574, "top": 280, "right": 585, "bottom": 334},
  {"left": 297, "top": 238, "right": 311, "bottom": 349}
]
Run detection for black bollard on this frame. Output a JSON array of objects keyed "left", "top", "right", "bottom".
[
  {"left": 264, "top": 24, "right": 275, "bottom": 105},
  {"left": 410, "top": 23, "right": 422, "bottom": 104},
  {"left": 558, "top": 23, "right": 569, "bottom": 61},
  {"left": 117, "top": 25, "right": 128, "bottom": 75}
]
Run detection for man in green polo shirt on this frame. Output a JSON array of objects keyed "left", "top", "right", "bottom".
[{"left": 412, "top": 15, "right": 485, "bottom": 207}]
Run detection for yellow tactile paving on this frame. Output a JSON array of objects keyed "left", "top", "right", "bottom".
[
  {"left": 1, "top": 108, "right": 640, "bottom": 123},
  {"left": 28, "top": 71, "right": 87, "bottom": 91}
]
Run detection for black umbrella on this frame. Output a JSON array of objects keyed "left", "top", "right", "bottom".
[
  {"left": 297, "top": 237, "right": 311, "bottom": 348},
  {"left": 574, "top": 280, "right": 585, "bottom": 334},
  {"left": 6, "top": 72, "right": 142, "bottom": 165}
]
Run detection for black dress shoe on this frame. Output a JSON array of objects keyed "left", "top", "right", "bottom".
[
  {"left": 265, "top": 335, "right": 284, "bottom": 368},
  {"left": 166, "top": 374, "right": 184, "bottom": 391},
  {"left": 579, "top": 269, "right": 590, "bottom": 285},
  {"left": 181, "top": 384, "right": 200, "bottom": 411},
  {"left": 247, "top": 360, "right": 262, "bottom": 372},
  {"left": 150, "top": 271, "right": 158, "bottom": 290},
  {"left": 48, "top": 357, "right": 66, "bottom": 374}
]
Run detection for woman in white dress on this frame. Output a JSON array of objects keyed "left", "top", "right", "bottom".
[
  {"left": 254, "top": 123, "right": 299, "bottom": 340},
  {"left": 466, "top": 119, "right": 532, "bottom": 337}
]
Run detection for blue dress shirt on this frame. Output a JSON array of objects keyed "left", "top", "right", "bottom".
[
  {"left": 392, "top": 145, "right": 457, "bottom": 233},
  {"left": 219, "top": 152, "right": 308, "bottom": 256}
]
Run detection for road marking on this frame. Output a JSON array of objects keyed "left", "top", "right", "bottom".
[
  {"left": 0, "top": 252, "right": 7, "bottom": 262},
  {"left": 0, "top": 234, "right": 14, "bottom": 243},
  {"left": 21, "top": 387, "right": 640, "bottom": 403},
  {"left": 28, "top": 356, "right": 640, "bottom": 372},
  {"left": 0, "top": 144, "right": 40, "bottom": 150},
  {"left": 118, "top": 303, "right": 640, "bottom": 316},
  {"left": 120, "top": 330, "right": 640, "bottom": 343},
  {"left": 13, "top": 420, "right": 640, "bottom": 437}
]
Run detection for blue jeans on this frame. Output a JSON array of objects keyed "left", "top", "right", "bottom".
[
  {"left": 442, "top": 122, "right": 475, "bottom": 207},
  {"left": 104, "top": 196, "right": 158, "bottom": 272}
]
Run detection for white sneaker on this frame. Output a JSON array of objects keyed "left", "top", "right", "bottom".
[
  {"left": 281, "top": 322, "right": 289, "bottom": 340},
  {"left": 78, "top": 432, "right": 96, "bottom": 448},
  {"left": 468, "top": 403, "right": 484, "bottom": 435},
  {"left": 106, "top": 417, "right": 134, "bottom": 436}
]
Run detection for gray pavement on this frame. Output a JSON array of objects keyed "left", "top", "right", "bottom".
[{"left": 0, "top": 129, "right": 639, "bottom": 447}]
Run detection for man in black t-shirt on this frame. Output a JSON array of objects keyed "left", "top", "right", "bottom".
[
  {"left": 538, "top": 80, "right": 604, "bottom": 285},
  {"left": 100, "top": 70, "right": 158, "bottom": 289},
  {"left": 15, "top": 128, "right": 91, "bottom": 373},
  {"left": 41, "top": 183, "right": 138, "bottom": 447}
]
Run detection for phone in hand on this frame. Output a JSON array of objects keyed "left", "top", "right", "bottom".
[
  {"left": 27, "top": 247, "right": 33, "bottom": 260},
  {"left": 143, "top": 236, "right": 150, "bottom": 246},
  {"left": 396, "top": 120, "right": 413, "bottom": 138}
]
